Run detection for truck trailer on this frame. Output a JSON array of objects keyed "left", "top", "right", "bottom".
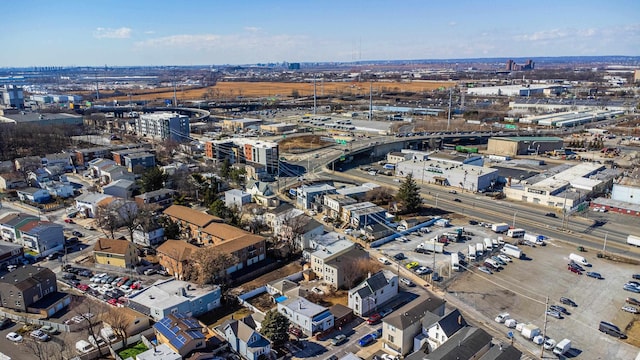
[
  {"left": 468, "top": 245, "right": 476, "bottom": 261},
  {"left": 483, "top": 238, "right": 493, "bottom": 251},
  {"left": 451, "top": 253, "right": 460, "bottom": 272},
  {"left": 520, "top": 324, "right": 541, "bottom": 340},
  {"left": 476, "top": 243, "right": 484, "bottom": 257},
  {"left": 500, "top": 244, "right": 522, "bottom": 259},
  {"left": 628, "top": 235, "right": 640, "bottom": 247},
  {"left": 417, "top": 241, "right": 444, "bottom": 253},
  {"left": 491, "top": 223, "right": 510, "bottom": 233}
]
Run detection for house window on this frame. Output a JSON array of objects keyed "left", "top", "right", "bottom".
[{"left": 388, "top": 335, "right": 394, "bottom": 342}]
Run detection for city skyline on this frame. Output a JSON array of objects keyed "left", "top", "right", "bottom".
[{"left": 0, "top": 0, "right": 638, "bottom": 67}]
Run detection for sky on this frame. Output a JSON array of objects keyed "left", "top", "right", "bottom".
[{"left": 0, "top": 0, "right": 638, "bottom": 67}]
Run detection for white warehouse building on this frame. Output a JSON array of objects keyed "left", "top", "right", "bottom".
[{"left": 395, "top": 159, "right": 499, "bottom": 192}]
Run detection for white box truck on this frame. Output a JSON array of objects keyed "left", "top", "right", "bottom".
[
  {"left": 468, "top": 245, "right": 476, "bottom": 261},
  {"left": 500, "top": 244, "right": 522, "bottom": 259},
  {"left": 524, "top": 233, "right": 544, "bottom": 244},
  {"left": 476, "top": 243, "right": 484, "bottom": 257},
  {"left": 569, "top": 253, "right": 589, "bottom": 266},
  {"left": 492, "top": 223, "right": 509, "bottom": 233},
  {"left": 627, "top": 235, "right": 640, "bottom": 247},
  {"left": 451, "top": 253, "right": 460, "bottom": 271},
  {"left": 520, "top": 324, "right": 541, "bottom": 340},
  {"left": 553, "top": 338, "right": 571, "bottom": 355},
  {"left": 417, "top": 241, "right": 444, "bottom": 253},
  {"left": 483, "top": 238, "right": 493, "bottom": 251}
]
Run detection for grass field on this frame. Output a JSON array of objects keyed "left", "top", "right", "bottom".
[{"left": 109, "top": 80, "right": 453, "bottom": 102}]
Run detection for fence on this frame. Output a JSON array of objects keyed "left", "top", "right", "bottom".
[
  {"left": 238, "top": 286, "right": 267, "bottom": 315},
  {"left": 0, "top": 309, "right": 73, "bottom": 332}
]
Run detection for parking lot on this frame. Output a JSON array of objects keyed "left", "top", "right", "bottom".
[{"left": 374, "top": 218, "right": 640, "bottom": 358}]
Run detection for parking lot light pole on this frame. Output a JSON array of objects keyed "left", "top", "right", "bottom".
[
  {"left": 512, "top": 211, "right": 518, "bottom": 228},
  {"left": 602, "top": 232, "right": 608, "bottom": 253}
]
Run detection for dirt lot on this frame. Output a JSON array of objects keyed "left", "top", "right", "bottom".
[
  {"left": 229, "top": 261, "right": 302, "bottom": 295},
  {"left": 280, "top": 135, "right": 332, "bottom": 152},
  {"left": 107, "top": 80, "right": 453, "bottom": 102},
  {"left": 444, "top": 240, "right": 640, "bottom": 359}
]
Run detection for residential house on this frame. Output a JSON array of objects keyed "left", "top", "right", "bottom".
[
  {"left": 220, "top": 317, "right": 272, "bottom": 360},
  {"left": 279, "top": 215, "right": 324, "bottom": 251},
  {"left": 323, "top": 246, "right": 369, "bottom": 290},
  {"left": 224, "top": 189, "right": 251, "bottom": 209},
  {"left": 423, "top": 309, "right": 468, "bottom": 352},
  {"left": 27, "top": 168, "right": 51, "bottom": 188},
  {"left": 112, "top": 147, "right": 154, "bottom": 166},
  {"left": 16, "top": 187, "right": 51, "bottom": 203},
  {"left": 42, "top": 153, "right": 73, "bottom": 170},
  {"left": 135, "top": 189, "right": 176, "bottom": 210},
  {"left": 362, "top": 223, "right": 394, "bottom": 240},
  {"left": 0, "top": 213, "right": 39, "bottom": 243},
  {"left": 88, "top": 158, "right": 134, "bottom": 184},
  {"left": 75, "top": 192, "right": 114, "bottom": 218},
  {"left": 127, "top": 279, "right": 221, "bottom": 321},
  {"left": 349, "top": 204, "right": 387, "bottom": 229},
  {"left": 74, "top": 146, "right": 111, "bottom": 167},
  {"left": 405, "top": 327, "right": 497, "bottom": 360},
  {"left": 132, "top": 222, "right": 165, "bottom": 247},
  {"left": 264, "top": 203, "right": 303, "bottom": 236},
  {"left": 296, "top": 184, "right": 336, "bottom": 210},
  {"left": 382, "top": 296, "right": 446, "bottom": 356},
  {"left": 323, "top": 194, "right": 357, "bottom": 219},
  {"left": 0, "top": 242, "right": 24, "bottom": 268},
  {"left": 0, "top": 265, "right": 71, "bottom": 316},
  {"left": 0, "top": 172, "right": 26, "bottom": 191},
  {"left": 93, "top": 238, "right": 138, "bottom": 269},
  {"left": 266, "top": 278, "right": 300, "bottom": 298},
  {"left": 157, "top": 240, "right": 199, "bottom": 280},
  {"left": 14, "top": 156, "right": 41, "bottom": 172},
  {"left": 102, "top": 179, "right": 136, "bottom": 199},
  {"left": 19, "top": 221, "right": 64, "bottom": 257},
  {"left": 0, "top": 161, "right": 15, "bottom": 173},
  {"left": 154, "top": 313, "right": 208, "bottom": 357},
  {"left": 43, "top": 182, "right": 74, "bottom": 198},
  {"left": 163, "top": 205, "right": 222, "bottom": 242},
  {"left": 211, "top": 233, "right": 266, "bottom": 273},
  {"left": 309, "top": 239, "right": 355, "bottom": 279},
  {"left": 277, "top": 295, "right": 334, "bottom": 336},
  {"left": 348, "top": 270, "right": 398, "bottom": 316},
  {"left": 246, "top": 181, "right": 278, "bottom": 207},
  {"left": 135, "top": 344, "right": 181, "bottom": 360}
]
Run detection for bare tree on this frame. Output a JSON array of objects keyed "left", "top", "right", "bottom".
[
  {"left": 118, "top": 201, "right": 139, "bottom": 242},
  {"left": 186, "top": 247, "right": 238, "bottom": 286},
  {"left": 279, "top": 212, "right": 309, "bottom": 252},
  {"left": 70, "top": 296, "right": 108, "bottom": 358},
  {"left": 95, "top": 202, "right": 119, "bottom": 239},
  {"left": 105, "top": 306, "right": 130, "bottom": 348},
  {"left": 342, "top": 257, "right": 382, "bottom": 289}
]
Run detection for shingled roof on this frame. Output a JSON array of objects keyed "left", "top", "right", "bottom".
[
  {"left": 163, "top": 205, "right": 222, "bottom": 227},
  {"left": 93, "top": 238, "right": 133, "bottom": 255}
]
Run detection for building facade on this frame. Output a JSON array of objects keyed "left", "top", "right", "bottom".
[{"left": 136, "top": 112, "right": 191, "bottom": 142}]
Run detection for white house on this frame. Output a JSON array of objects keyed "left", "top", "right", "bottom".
[
  {"left": 348, "top": 270, "right": 398, "bottom": 316},
  {"left": 423, "top": 309, "right": 468, "bottom": 352},
  {"left": 277, "top": 296, "right": 334, "bottom": 336},
  {"left": 225, "top": 189, "right": 251, "bottom": 209},
  {"left": 221, "top": 317, "right": 272, "bottom": 360},
  {"left": 309, "top": 239, "right": 355, "bottom": 278},
  {"left": 75, "top": 192, "right": 114, "bottom": 218}
]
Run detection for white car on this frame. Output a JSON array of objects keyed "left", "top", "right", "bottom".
[
  {"left": 414, "top": 266, "right": 432, "bottom": 275},
  {"left": 497, "top": 254, "right": 512, "bottom": 263},
  {"left": 378, "top": 257, "right": 391, "bottom": 265},
  {"left": 311, "top": 287, "right": 324, "bottom": 295},
  {"left": 543, "top": 338, "right": 557, "bottom": 350},
  {"left": 622, "top": 305, "right": 639, "bottom": 314},
  {"left": 30, "top": 330, "right": 50, "bottom": 341},
  {"left": 6, "top": 332, "right": 23, "bottom": 342}
]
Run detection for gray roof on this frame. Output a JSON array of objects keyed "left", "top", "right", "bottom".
[
  {"left": 301, "top": 218, "right": 323, "bottom": 233},
  {"left": 355, "top": 270, "right": 392, "bottom": 299},
  {"left": 420, "top": 327, "right": 492, "bottom": 360},
  {"left": 0, "top": 241, "right": 23, "bottom": 255},
  {"left": 136, "top": 188, "right": 176, "bottom": 200},
  {"left": 434, "top": 309, "right": 467, "bottom": 337},
  {"left": 280, "top": 296, "right": 328, "bottom": 318},
  {"left": 384, "top": 296, "right": 445, "bottom": 330},
  {"left": 478, "top": 343, "right": 522, "bottom": 360}
]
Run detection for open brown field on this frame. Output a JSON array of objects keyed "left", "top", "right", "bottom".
[{"left": 109, "top": 80, "right": 454, "bottom": 102}]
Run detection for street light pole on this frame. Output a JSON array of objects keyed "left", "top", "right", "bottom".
[
  {"left": 512, "top": 211, "right": 517, "bottom": 228},
  {"left": 602, "top": 232, "right": 608, "bottom": 253}
]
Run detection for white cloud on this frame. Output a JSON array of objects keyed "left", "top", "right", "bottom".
[
  {"left": 93, "top": 27, "right": 132, "bottom": 39},
  {"left": 514, "top": 28, "right": 568, "bottom": 42},
  {"left": 244, "top": 26, "right": 261, "bottom": 32},
  {"left": 449, "top": 21, "right": 457, "bottom": 27},
  {"left": 144, "top": 30, "right": 155, "bottom": 35}
]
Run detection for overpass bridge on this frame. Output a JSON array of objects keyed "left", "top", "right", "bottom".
[{"left": 85, "top": 106, "right": 211, "bottom": 122}]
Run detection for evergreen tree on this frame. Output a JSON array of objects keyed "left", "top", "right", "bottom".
[
  {"left": 260, "top": 310, "right": 290, "bottom": 347},
  {"left": 396, "top": 173, "right": 421, "bottom": 213},
  {"left": 139, "top": 166, "right": 167, "bottom": 193}
]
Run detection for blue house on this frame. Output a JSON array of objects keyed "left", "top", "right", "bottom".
[
  {"left": 220, "top": 317, "right": 272, "bottom": 360},
  {"left": 16, "top": 187, "right": 51, "bottom": 203}
]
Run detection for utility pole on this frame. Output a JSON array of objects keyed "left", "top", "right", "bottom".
[
  {"left": 313, "top": 76, "right": 317, "bottom": 115},
  {"left": 602, "top": 232, "right": 608, "bottom": 253},
  {"left": 541, "top": 296, "right": 549, "bottom": 358},
  {"left": 447, "top": 88, "right": 452, "bottom": 131}
]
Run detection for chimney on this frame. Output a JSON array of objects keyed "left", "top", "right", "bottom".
[{"left": 368, "top": 272, "right": 371, "bottom": 279}]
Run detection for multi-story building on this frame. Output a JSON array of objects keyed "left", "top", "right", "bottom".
[
  {"left": 123, "top": 152, "right": 156, "bottom": 173},
  {"left": 206, "top": 138, "right": 279, "bottom": 174},
  {"left": 20, "top": 222, "right": 64, "bottom": 256},
  {"left": 157, "top": 240, "right": 199, "bottom": 280},
  {"left": 0, "top": 85, "right": 24, "bottom": 109},
  {"left": 135, "top": 112, "right": 190, "bottom": 143},
  {"left": 323, "top": 247, "right": 369, "bottom": 290},
  {"left": 0, "top": 265, "right": 71, "bottom": 316},
  {"left": 135, "top": 189, "right": 176, "bottom": 210},
  {"left": 309, "top": 239, "right": 355, "bottom": 279},
  {"left": 296, "top": 184, "right": 336, "bottom": 210},
  {"left": 163, "top": 205, "right": 223, "bottom": 241}
]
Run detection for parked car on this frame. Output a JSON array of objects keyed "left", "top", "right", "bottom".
[
  {"left": 330, "top": 334, "right": 347, "bottom": 346},
  {"left": 367, "top": 313, "right": 382, "bottom": 324},
  {"left": 378, "top": 257, "right": 391, "bottom": 265},
  {"left": 64, "top": 218, "right": 74, "bottom": 223},
  {"left": 405, "top": 261, "right": 419, "bottom": 269},
  {"left": 288, "top": 326, "right": 303, "bottom": 338},
  {"left": 453, "top": 198, "right": 462, "bottom": 202},
  {"left": 626, "top": 297, "right": 640, "bottom": 306},
  {"left": 76, "top": 283, "right": 89, "bottom": 291},
  {"left": 0, "top": 317, "right": 13, "bottom": 330},
  {"left": 560, "top": 297, "right": 577, "bottom": 307},
  {"left": 622, "top": 305, "right": 639, "bottom": 314},
  {"left": 400, "top": 278, "right": 415, "bottom": 287},
  {"left": 311, "top": 287, "right": 324, "bottom": 295},
  {"left": 478, "top": 266, "right": 493, "bottom": 275},
  {"left": 567, "top": 265, "right": 582, "bottom": 275},
  {"left": 358, "top": 334, "right": 375, "bottom": 346},
  {"left": 72, "top": 231, "right": 84, "bottom": 237},
  {"left": 497, "top": 254, "right": 512, "bottom": 263},
  {"left": 543, "top": 338, "right": 557, "bottom": 350},
  {"left": 379, "top": 308, "right": 393, "bottom": 318},
  {"left": 624, "top": 284, "right": 640, "bottom": 293},
  {"left": 143, "top": 268, "right": 157, "bottom": 276},
  {"left": 633, "top": 274, "right": 640, "bottom": 280},
  {"left": 6, "top": 332, "right": 23, "bottom": 342},
  {"left": 414, "top": 266, "right": 432, "bottom": 275},
  {"left": 393, "top": 253, "right": 406, "bottom": 261},
  {"left": 371, "top": 328, "right": 382, "bottom": 340},
  {"left": 30, "top": 330, "right": 50, "bottom": 341},
  {"left": 587, "top": 271, "right": 603, "bottom": 279},
  {"left": 546, "top": 309, "right": 562, "bottom": 319},
  {"left": 545, "top": 212, "right": 557, "bottom": 218}
]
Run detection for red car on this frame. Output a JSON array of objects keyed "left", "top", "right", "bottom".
[
  {"left": 64, "top": 219, "right": 74, "bottom": 224},
  {"left": 76, "top": 283, "right": 89, "bottom": 291},
  {"left": 567, "top": 265, "right": 582, "bottom": 275},
  {"left": 107, "top": 298, "right": 119, "bottom": 306},
  {"left": 367, "top": 313, "right": 382, "bottom": 324}
]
